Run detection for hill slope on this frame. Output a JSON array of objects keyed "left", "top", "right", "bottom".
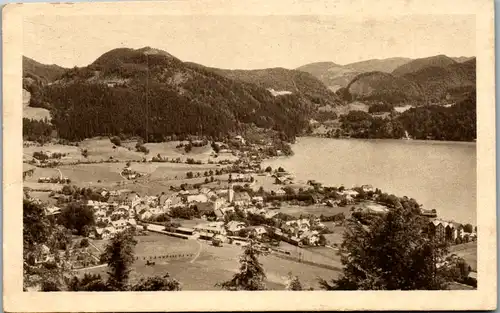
[
  {"left": 23, "top": 56, "right": 67, "bottom": 84},
  {"left": 392, "top": 55, "right": 457, "bottom": 77},
  {"left": 345, "top": 57, "right": 412, "bottom": 73},
  {"left": 342, "top": 71, "right": 423, "bottom": 103},
  {"left": 296, "top": 62, "right": 359, "bottom": 92},
  {"left": 402, "top": 58, "right": 476, "bottom": 103},
  {"left": 191, "top": 65, "right": 341, "bottom": 107},
  {"left": 27, "top": 47, "right": 315, "bottom": 141},
  {"left": 341, "top": 57, "right": 475, "bottom": 104}
]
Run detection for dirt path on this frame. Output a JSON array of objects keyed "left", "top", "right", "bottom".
[{"left": 190, "top": 240, "right": 203, "bottom": 263}]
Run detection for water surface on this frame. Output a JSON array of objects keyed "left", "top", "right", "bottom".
[{"left": 263, "top": 137, "right": 476, "bottom": 224}]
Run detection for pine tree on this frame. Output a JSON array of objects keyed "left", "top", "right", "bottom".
[
  {"left": 100, "top": 229, "right": 137, "bottom": 291},
  {"left": 285, "top": 272, "right": 303, "bottom": 291},
  {"left": 216, "top": 239, "right": 267, "bottom": 290},
  {"left": 319, "top": 205, "right": 451, "bottom": 290}
]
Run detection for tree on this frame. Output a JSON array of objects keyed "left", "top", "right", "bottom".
[
  {"left": 58, "top": 203, "right": 95, "bottom": 236},
  {"left": 186, "top": 172, "right": 194, "bottom": 179},
  {"left": 216, "top": 240, "right": 267, "bottom": 290},
  {"left": 463, "top": 224, "right": 473, "bottom": 233},
  {"left": 80, "top": 238, "right": 90, "bottom": 248},
  {"left": 110, "top": 136, "right": 122, "bottom": 146},
  {"left": 23, "top": 199, "right": 50, "bottom": 257},
  {"left": 319, "top": 206, "right": 451, "bottom": 290},
  {"left": 100, "top": 229, "right": 138, "bottom": 291},
  {"left": 265, "top": 166, "right": 272, "bottom": 173},
  {"left": 67, "top": 273, "right": 110, "bottom": 291},
  {"left": 286, "top": 272, "right": 303, "bottom": 291},
  {"left": 130, "top": 273, "right": 181, "bottom": 291}
]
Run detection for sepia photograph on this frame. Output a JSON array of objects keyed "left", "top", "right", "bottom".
[{"left": 3, "top": 0, "right": 496, "bottom": 311}]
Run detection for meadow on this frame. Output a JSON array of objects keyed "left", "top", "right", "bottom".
[{"left": 81, "top": 233, "right": 341, "bottom": 290}]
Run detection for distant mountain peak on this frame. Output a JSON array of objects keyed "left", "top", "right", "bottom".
[{"left": 392, "top": 55, "right": 457, "bottom": 77}]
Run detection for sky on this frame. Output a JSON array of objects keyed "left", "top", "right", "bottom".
[{"left": 23, "top": 14, "right": 475, "bottom": 69}]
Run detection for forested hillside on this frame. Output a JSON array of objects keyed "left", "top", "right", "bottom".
[
  {"left": 337, "top": 92, "right": 476, "bottom": 141},
  {"left": 339, "top": 57, "right": 475, "bottom": 105},
  {"left": 27, "top": 47, "right": 315, "bottom": 142},
  {"left": 194, "top": 65, "right": 341, "bottom": 107}
]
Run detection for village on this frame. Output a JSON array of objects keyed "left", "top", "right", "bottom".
[{"left": 23, "top": 133, "right": 478, "bottom": 289}]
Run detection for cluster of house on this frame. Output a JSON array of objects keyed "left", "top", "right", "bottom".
[
  {"left": 163, "top": 215, "right": 326, "bottom": 247},
  {"left": 428, "top": 219, "right": 477, "bottom": 243}
]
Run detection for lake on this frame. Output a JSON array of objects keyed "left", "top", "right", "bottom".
[{"left": 263, "top": 137, "right": 477, "bottom": 225}]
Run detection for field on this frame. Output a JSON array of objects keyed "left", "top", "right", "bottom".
[
  {"left": 23, "top": 138, "right": 228, "bottom": 165},
  {"left": 80, "top": 233, "right": 341, "bottom": 290},
  {"left": 23, "top": 89, "right": 51, "bottom": 121},
  {"left": 450, "top": 242, "right": 477, "bottom": 271},
  {"left": 333, "top": 101, "right": 370, "bottom": 115}
]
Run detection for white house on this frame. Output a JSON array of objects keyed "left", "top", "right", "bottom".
[{"left": 275, "top": 189, "right": 287, "bottom": 196}]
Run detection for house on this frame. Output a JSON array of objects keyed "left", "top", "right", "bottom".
[
  {"left": 233, "top": 192, "right": 252, "bottom": 206},
  {"left": 35, "top": 244, "right": 51, "bottom": 264},
  {"left": 213, "top": 197, "right": 227, "bottom": 211},
  {"left": 275, "top": 189, "right": 286, "bottom": 196},
  {"left": 248, "top": 226, "right": 267, "bottom": 238},
  {"left": 194, "top": 222, "right": 227, "bottom": 236},
  {"left": 111, "top": 219, "right": 128, "bottom": 232},
  {"left": 429, "top": 220, "right": 451, "bottom": 241},
  {"left": 138, "top": 210, "right": 153, "bottom": 221},
  {"left": 93, "top": 226, "right": 115, "bottom": 240},
  {"left": 252, "top": 196, "right": 264, "bottom": 204},
  {"left": 264, "top": 210, "right": 278, "bottom": 219},
  {"left": 234, "top": 135, "right": 246, "bottom": 145},
  {"left": 45, "top": 205, "right": 61, "bottom": 216},
  {"left": 127, "top": 219, "right": 137, "bottom": 228},
  {"left": 226, "top": 221, "right": 246, "bottom": 235},
  {"left": 165, "top": 195, "right": 184, "bottom": 209},
  {"left": 361, "top": 185, "right": 374, "bottom": 192},
  {"left": 186, "top": 193, "right": 208, "bottom": 204},
  {"left": 194, "top": 201, "right": 216, "bottom": 215}
]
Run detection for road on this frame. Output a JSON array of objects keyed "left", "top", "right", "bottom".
[{"left": 73, "top": 263, "right": 107, "bottom": 272}]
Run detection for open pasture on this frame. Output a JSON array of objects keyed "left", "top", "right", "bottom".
[{"left": 58, "top": 163, "right": 123, "bottom": 184}]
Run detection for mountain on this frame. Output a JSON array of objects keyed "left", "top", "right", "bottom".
[
  {"left": 392, "top": 55, "right": 457, "bottom": 77},
  {"left": 296, "top": 62, "right": 359, "bottom": 92},
  {"left": 451, "top": 56, "right": 475, "bottom": 63},
  {"left": 296, "top": 58, "right": 412, "bottom": 92},
  {"left": 402, "top": 58, "right": 476, "bottom": 102},
  {"left": 190, "top": 64, "right": 341, "bottom": 107},
  {"left": 23, "top": 56, "right": 67, "bottom": 84},
  {"left": 340, "top": 71, "right": 423, "bottom": 103},
  {"left": 344, "top": 57, "right": 412, "bottom": 73},
  {"left": 26, "top": 47, "right": 316, "bottom": 141},
  {"left": 341, "top": 57, "right": 475, "bottom": 104}
]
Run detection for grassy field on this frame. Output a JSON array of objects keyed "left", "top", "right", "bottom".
[
  {"left": 81, "top": 233, "right": 341, "bottom": 290},
  {"left": 23, "top": 89, "right": 51, "bottom": 121},
  {"left": 450, "top": 241, "right": 477, "bottom": 271}
]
